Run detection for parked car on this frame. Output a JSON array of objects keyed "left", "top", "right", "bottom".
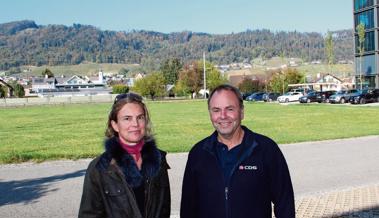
[
  {"left": 242, "top": 92, "right": 253, "bottom": 100},
  {"left": 262, "top": 92, "right": 280, "bottom": 102},
  {"left": 348, "top": 90, "right": 364, "bottom": 104},
  {"left": 277, "top": 92, "right": 303, "bottom": 103},
  {"left": 350, "top": 89, "right": 379, "bottom": 104},
  {"left": 329, "top": 89, "right": 358, "bottom": 104},
  {"left": 345, "top": 89, "right": 359, "bottom": 102},
  {"left": 316, "top": 90, "right": 336, "bottom": 103},
  {"left": 299, "top": 91, "right": 321, "bottom": 103},
  {"left": 246, "top": 92, "right": 265, "bottom": 101}
]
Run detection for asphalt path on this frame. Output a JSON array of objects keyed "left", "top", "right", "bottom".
[{"left": 0, "top": 135, "right": 378, "bottom": 217}]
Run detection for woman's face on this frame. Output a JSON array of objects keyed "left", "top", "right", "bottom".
[{"left": 111, "top": 103, "right": 146, "bottom": 145}]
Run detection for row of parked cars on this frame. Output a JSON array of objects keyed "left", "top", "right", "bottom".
[
  {"left": 244, "top": 92, "right": 281, "bottom": 102},
  {"left": 243, "top": 88, "right": 379, "bottom": 104},
  {"left": 301, "top": 89, "right": 379, "bottom": 104}
]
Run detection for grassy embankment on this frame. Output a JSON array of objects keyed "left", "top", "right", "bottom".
[
  {"left": 17, "top": 63, "right": 139, "bottom": 77},
  {"left": 15, "top": 60, "right": 354, "bottom": 78},
  {"left": 228, "top": 57, "right": 354, "bottom": 78},
  {"left": 1, "top": 101, "right": 378, "bottom": 163}
]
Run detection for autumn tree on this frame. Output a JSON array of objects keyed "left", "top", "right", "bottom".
[
  {"left": 174, "top": 60, "right": 226, "bottom": 98},
  {"left": 285, "top": 68, "right": 304, "bottom": 85},
  {"left": 238, "top": 77, "right": 259, "bottom": 94},
  {"left": 268, "top": 68, "right": 304, "bottom": 93},
  {"left": 133, "top": 72, "right": 165, "bottom": 100},
  {"left": 175, "top": 62, "right": 203, "bottom": 98}
]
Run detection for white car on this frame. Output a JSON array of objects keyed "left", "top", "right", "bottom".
[{"left": 277, "top": 92, "right": 303, "bottom": 103}]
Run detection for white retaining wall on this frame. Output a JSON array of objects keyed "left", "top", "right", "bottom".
[{"left": 0, "top": 94, "right": 117, "bottom": 107}]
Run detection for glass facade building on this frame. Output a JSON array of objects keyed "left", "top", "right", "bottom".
[{"left": 353, "top": 0, "right": 379, "bottom": 88}]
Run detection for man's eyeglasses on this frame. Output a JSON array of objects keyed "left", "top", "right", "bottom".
[{"left": 114, "top": 93, "right": 143, "bottom": 104}]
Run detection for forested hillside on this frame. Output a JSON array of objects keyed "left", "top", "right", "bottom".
[{"left": 0, "top": 20, "right": 354, "bottom": 70}]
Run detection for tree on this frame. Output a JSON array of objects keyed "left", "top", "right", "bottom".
[
  {"left": 118, "top": 68, "right": 129, "bottom": 77},
  {"left": 357, "top": 23, "right": 365, "bottom": 90},
  {"left": 325, "top": 31, "right": 334, "bottom": 75},
  {"left": 42, "top": 68, "right": 54, "bottom": 78},
  {"left": 238, "top": 77, "right": 259, "bottom": 94},
  {"left": 7, "top": 67, "right": 21, "bottom": 75},
  {"left": 285, "top": 68, "right": 304, "bottom": 85},
  {"left": 279, "top": 51, "right": 286, "bottom": 94},
  {"left": 0, "top": 85, "right": 5, "bottom": 98},
  {"left": 133, "top": 72, "right": 165, "bottom": 100},
  {"left": 13, "top": 83, "right": 25, "bottom": 98},
  {"left": 112, "top": 84, "right": 129, "bottom": 94},
  {"left": 174, "top": 78, "right": 192, "bottom": 97},
  {"left": 203, "top": 61, "right": 227, "bottom": 92},
  {"left": 268, "top": 72, "right": 284, "bottom": 94},
  {"left": 268, "top": 68, "right": 304, "bottom": 93},
  {"left": 175, "top": 62, "right": 203, "bottom": 98},
  {"left": 160, "top": 58, "right": 183, "bottom": 85}
]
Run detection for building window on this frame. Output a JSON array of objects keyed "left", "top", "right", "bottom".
[
  {"left": 354, "top": 9, "right": 374, "bottom": 29},
  {"left": 355, "top": 75, "right": 376, "bottom": 89},
  {"left": 354, "top": 0, "right": 374, "bottom": 11},
  {"left": 355, "top": 54, "right": 376, "bottom": 76},
  {"left": 355, "top": 31, "right": 375, "bottom": 53}
]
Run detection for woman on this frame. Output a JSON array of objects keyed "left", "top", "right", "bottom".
[{"left": 79, "top": 93, "right": 170, "bottom": 218}]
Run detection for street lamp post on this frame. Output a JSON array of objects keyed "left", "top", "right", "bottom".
[{"left": 203, "top": 52, "right": 206, "bottom": 99}]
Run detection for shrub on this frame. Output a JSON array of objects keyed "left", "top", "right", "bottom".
[
  {"left": 0, "top": 85, "right": 5, "bottom": 98},
  {"left": 13, "top": 84, "right": 25, "bottom": 97},
  {"left": 112, "top": 84, "right": 129, "bottom": 94}
]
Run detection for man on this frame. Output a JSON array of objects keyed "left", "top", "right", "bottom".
[{"left": 180, "top": 84, "right": 295, "bottom": 218}]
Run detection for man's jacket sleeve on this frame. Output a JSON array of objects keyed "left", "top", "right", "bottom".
[
  {"left": 180, "top": 152, "right": 198, "bottom": 218},
  {"left": 268, "top": 144, "right": 295, "bottom": 218}
]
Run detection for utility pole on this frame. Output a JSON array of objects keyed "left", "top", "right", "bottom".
[{"left": 203, "top": 52, "right": 206, "bottom": 99}]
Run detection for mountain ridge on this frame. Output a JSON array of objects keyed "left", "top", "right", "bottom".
[{"left": 0, "top": 20, "right": 354, "bottom": 71}]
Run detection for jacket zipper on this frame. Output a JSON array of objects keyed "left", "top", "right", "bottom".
[
  {"left": 204, "top": 132, "right": 258, "bottom": 218},
  {"left": 225, "top": 186, "right": 229, "bottom": 218},
  {"left": 223, "top": 143, "right": 257, "bottom": 218},
  {"left": 225, "top": 187, "right": 228, "bottom": 200},
  {"left": 207, "top": 151, "right": 230, "bottom": 218}
]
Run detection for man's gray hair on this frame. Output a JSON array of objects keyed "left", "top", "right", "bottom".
[{"left": 207, "top": 84, "right": 244, "bottom": 109}]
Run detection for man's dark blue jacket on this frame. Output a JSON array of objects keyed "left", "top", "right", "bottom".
[{"left": 180, "top": 126, "right": 295, "bottom": 218}]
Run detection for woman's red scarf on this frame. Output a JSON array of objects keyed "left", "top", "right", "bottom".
[{"left": 119, "top": 139, "right": 144, "bottom": 162}]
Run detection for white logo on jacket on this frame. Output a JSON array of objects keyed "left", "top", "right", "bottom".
[{"left": 239, "top": 165, "right": 258, "bottom": 170}]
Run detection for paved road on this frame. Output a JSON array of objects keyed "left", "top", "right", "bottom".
[{"left": 0, "top": 135, "right": 378, "bottom": 217}]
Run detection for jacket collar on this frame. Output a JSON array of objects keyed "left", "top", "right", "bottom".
[
  {"left": 203, "top": 125, "right": 258, "bottom": 158},
  {"left": 97, "top": 137, "right": 161, "bottom": 187}
]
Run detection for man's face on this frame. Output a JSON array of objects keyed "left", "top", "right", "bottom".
[{"left": 208, "top": 90, "right": 244, "bottom": 138}]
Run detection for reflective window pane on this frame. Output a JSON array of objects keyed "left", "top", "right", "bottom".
[
  {"left": 354, "top": 0, "right": 374, "bottom": 11},
  {"left": 354, "top": 9, "right": 374, "bottom": 29}
]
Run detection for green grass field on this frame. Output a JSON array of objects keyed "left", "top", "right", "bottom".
[{"left": 1, "top": 101, "right": 378, "bottom": 163}]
